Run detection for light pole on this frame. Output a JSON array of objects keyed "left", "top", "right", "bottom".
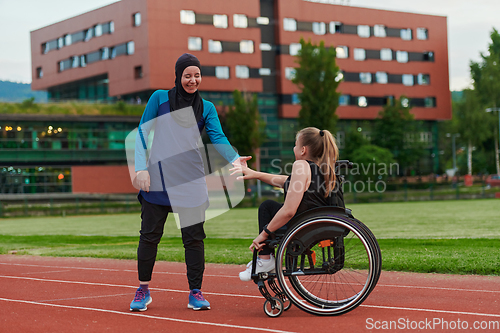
[
  {"left": 446, "top": 133, "right": 460, "bottom": 172},
  {"left": 486, "top": 107, "right": 500, "bottom": 175}
]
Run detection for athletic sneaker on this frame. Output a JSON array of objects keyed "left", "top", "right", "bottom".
[
  {"left": 188, "top": 289, "right": 211, "bottom": 310},
  {"left": 239, "top": 256, "right": 275, "bottom": 282},
  {"left": 130, "top": 287, "right": 152, "bottom": 311}
]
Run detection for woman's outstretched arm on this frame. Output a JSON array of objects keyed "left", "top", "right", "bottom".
[{"left": 249, "top": 160, "right": 311, "bottom": 251}]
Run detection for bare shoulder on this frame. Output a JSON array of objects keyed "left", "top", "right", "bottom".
[{"left": 291, "top": 160, "right": 311, "bottom": 176}]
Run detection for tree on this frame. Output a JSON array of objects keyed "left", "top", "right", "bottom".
[
  {"left": 350, "top": 144, "right": 395, "bottom": 182},
  {"left": 470, "top": 28, "right": 500, "bottom": 174},
  {"left": 292, "top": 38, "right": 342, "bottom": 132},
  {"left": 371, "top": 97, "right": 426, "bottom": 174},
  {"left": 342, "top": 121, "right": 370, "bottom": 159},
  {"left": 454, "top": 89, "right": 491, "bottom": 175},
  {"left": 225, "top": 90, "right": 266, "bottom": 168}
]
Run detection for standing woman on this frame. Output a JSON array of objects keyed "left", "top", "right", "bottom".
[{"left": 131, "top": 53, "right": 250, "bottom": 311}]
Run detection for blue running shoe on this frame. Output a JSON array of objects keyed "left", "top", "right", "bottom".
[
  {"left": 188, "top": 289, "right": 211, "bottom": 310},
  {"left": 130, "top": 287, "right": 152, "bottom": 311}
]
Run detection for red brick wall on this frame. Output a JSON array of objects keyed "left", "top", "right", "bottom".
[{"left": 72, "top": 165, "right": 137, "bottom": 194}]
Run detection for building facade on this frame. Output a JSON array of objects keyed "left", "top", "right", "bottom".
[{"left": 25, "top": 0, "right": 451, "bottom": 193}]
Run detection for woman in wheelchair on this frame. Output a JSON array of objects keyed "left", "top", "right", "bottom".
[
  {"left": 231, "top": 127, "right": 343, "bottom": 281},
  {"left": 231, "top": 127, "right": 381, "bottom": 317}
]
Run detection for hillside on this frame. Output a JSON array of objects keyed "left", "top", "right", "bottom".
[{"left": 0, "top": 80, "right": 47, "bottom": 103}]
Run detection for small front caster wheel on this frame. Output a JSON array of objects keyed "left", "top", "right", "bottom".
[{"left": 263, "top": 297, "right": 284, "bottom": 317}]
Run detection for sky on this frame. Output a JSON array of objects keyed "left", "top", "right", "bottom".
[{"left": 0, "top": 0, "right": 498, "bottom": 91}]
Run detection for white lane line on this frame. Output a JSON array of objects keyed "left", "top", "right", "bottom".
[
  {"left": 0, "top": 275, "right": 262, "bottom": 299},
  {"left": 360, "top": 304, "right": 500, "bottom": 318},
  {"left": 0, "top": 297, "right": 295, "bottom": 333},
  {"left": 38, "top": 292, "right": 136, "bottom": 303},
  {"left": 21, "top": 270, "right": 71, "bottom": 275},
  {"left": 2, "top": 274, "right": 500, "bottom": 318},
  {"left": 1, "top": 262, "right": 499, "bottom": 294}
]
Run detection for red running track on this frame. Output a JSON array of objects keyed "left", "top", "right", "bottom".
[{"left": 0, "top": 255, "right": 499, "bottom": 332}]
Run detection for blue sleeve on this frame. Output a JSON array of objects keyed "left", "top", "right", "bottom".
[
  {"left": 135, "top": 91, "right": 161, "bottom": 171},
  {"left": 203, "top": 100, "right": 240, "bottom": 163}
]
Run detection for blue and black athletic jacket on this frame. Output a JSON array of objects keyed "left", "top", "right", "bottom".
[{"left": 135, "top": 90, "right": 239, "bottom": 206}]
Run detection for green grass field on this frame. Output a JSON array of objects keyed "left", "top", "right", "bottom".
[{"left": 1, "top": 199, "right": 499, "bottom": 275}]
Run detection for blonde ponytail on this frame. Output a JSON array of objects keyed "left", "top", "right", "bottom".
[{"left": 297, "top": 127, "right": 339, "bottom": 197}]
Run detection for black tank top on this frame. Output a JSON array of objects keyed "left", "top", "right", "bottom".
[{"left": 284, "top": 160, "right": 345, "bottom": 217}]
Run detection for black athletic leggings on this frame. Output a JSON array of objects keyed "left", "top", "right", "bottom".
[
  {"left": 258, "top": 200, "right": 285, "bottom": 256},
  {"left": 137, "top": 198, "right": 205, "bottom": 290}
]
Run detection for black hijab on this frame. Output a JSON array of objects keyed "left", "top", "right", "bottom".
[{"left": 168, "top": 53, "right": 204, "bottom": 123}]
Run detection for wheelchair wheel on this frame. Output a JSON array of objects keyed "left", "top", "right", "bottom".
[
  {"left": 275, "top": 213, "right": 381, "bottom": 316},
  {"left": 263, "top": 297, "right": 284, "bottom": 317}
]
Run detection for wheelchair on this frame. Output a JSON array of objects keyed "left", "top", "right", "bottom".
[{"left": 250, "top": 160, "right": 382, "bottom": 317}]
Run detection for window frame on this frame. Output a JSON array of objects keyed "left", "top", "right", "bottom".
[
  {"left": 353, "top": 48, "right": 366, "bottom": 61},
  {"left": 283, "top": 18, "right": 297, "bottom": 31},
  {"left": 188, "top": 37, "right": 202, "bottom": 51},
  {"left": 180, "top": 10, "right": 196, "bottom": 25}
]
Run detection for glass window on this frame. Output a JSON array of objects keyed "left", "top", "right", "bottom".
[
  {"left": 418, "top": 73, "right": 430, "bottom": 85},
  {"left": 233, "top": 14, "right": 248, "bottom": 28},
  {"left": 329, "top": 21, "right": 342, "bottom": 34},
  {"left": 80, "top": 55, "right": 87, "bottom": 67},
  {"left": 289, "top": 43, "right": 302, "bottom": 56},
  {"left": 110, "top": 47, "right": 116, "bottom": 59},
  {"left": 380, "top": 48, "right": 392, "bottom": 61},
  {"left": 213, "top": 14, "right": 228, "bottom": 28},
  {"left": 396, "top": 51, "right": 409, "bottom": 63},
  {"left": 240, "top": 40, "right": 254, "bottom": 54},
  {"left": 133, "top": 13, "right": 141, "bottom": 26},
  {"left": 109, "top": 21, "right": 115, "bottom": 33},
  {"left": 425, "top": 97, "right": 435, "bottom": 108},
  {"left": 374, "top": 24, "right": 386, "bottom": 37},
  {"left": 135, "top": 66, "right": 143, "bottom": 79},
  {"left": 401, "top": 97, "right": 410, "bottom": 108},
  {"left": 101, "top": 47, "right": 110, "bottom": 60},
  {"left": 257, "top": 17, "right": 269, "bottom": 25},
  {"left": 359, "top": 72, "right": 372, "bottom": 84},
  {"left": 354, "top": 48, "right": 366, "bottom": 61},
  {"left": 58, "top": 37, "right": 64, "bottom": 49},
  {"left": 376, "top": 71, "right": 388, "bottom": 84},
  {"left": 215, "top": 66, "right": 229, "bottom": 79},
  {"left": 72, "top": 56, "right": 79, "bottom": 68},
  {"left": 235, "top": 65, "right": 249, "bottom": 79},
  {"left": 402, "top": 74, "right": 414, "bottom": 86},
  {"left": 358, "top": 96, "right": 368, "bottom": 107},
  {"left": 335, "top": 71, "right": 344, "bottom": 82},
  {"left": 285, "top": 67, "right": 296, "bottom": 80},
  {"left": 259, "top": 68, "right": 271, "bottom": 76},
  {"left": 283, "top": 18, "right": 297, "bottom": 31},
  {"left": 180, "top": 10, "right": 195, "bottom": 25},
  {"left": 292, "top": 93, "right": 300, "bottom": 105},
  {"left": 64, "top": 34, "right": 72, "bottom": 46},
  {"left": 313, "top": 22, "right": 326, "bottom": 35},
  {"left": 127, "top": 41, "right": 135, "bottom": 55},
  {"left": 357, "top": 25, "right": 370, "bottom": 38},
  {"left": 188, "top": 37, "right": 202, "bottom": 51},
  {"left": 335, "top": 46, "right": 348, "bottom": 59},
  {"left": 59, "top": 61, "right": 65, "bottom": 72},
  {"left": 85, "top": 29, "right": 93, "bottom": 42},
  {"left": 424, "top": 51, "right": 434, "bottom": 61},
  {"left": 401, "top": 28, "right": 412, "bottom": 40},
  {"left": 94, "top": 24, "right": 102, "bottom": 37},
  {"left": 208, "top": 40, "right": 222, "bottom": 53},
  {"left": 339, "top": 95, "right": 350, "bottom": 106},
  {"left": 417, "top": 28, "right": 428, "bottom": 40},
  {"left": 36, "top": 67, "right": 43, "bottom": 79},
  {"left": 260, "top": 43, "right": 272, "bottom": 51}
]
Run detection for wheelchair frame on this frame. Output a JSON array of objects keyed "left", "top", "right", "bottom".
[{"left": 249, "top": 160, "right": 382, "bottom": 317}]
